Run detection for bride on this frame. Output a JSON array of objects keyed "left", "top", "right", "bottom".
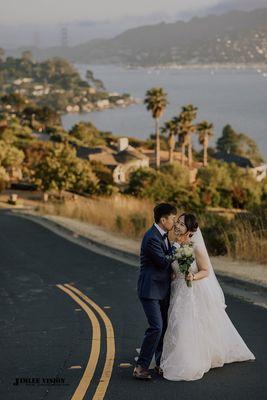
[{"left": 160, "top": 212, "right": 255, "bottom": 381}]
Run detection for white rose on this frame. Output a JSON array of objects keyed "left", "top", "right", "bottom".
[{"left": 184, "top": 247, "right": 193, "bottom": 257}]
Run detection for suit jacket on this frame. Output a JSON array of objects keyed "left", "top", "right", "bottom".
[{"left": 137, "top": 224, "right": 175, "bottom": 300}]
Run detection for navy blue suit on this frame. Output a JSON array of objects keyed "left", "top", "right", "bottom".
[{"left": 137, "top": 225, "right": 175, "bottom": 369}]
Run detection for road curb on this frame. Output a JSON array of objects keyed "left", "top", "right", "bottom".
[{"left": 7, "top": 210, "right": 140, "bottom": 266}]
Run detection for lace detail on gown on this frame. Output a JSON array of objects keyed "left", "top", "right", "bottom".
[{"left": 160, "top": 259, "right": 255, "bottom": 381}]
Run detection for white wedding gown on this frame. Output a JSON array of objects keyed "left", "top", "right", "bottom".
[{"left": 160, "top": 257, "right": 256, "bottom": 381}]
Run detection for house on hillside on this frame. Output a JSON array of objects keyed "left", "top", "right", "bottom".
[
  {"left": 140, "top": 148, "right": 201, "bottom": 183},
  {"left": 76, "top": 137, "right": 149, "bottom": 184},
  {"left": 76, "top": 138, "right": 202, "bottom": 184},
  {"left": 212, "top": 152, "right": 267, "bottom": 182}
]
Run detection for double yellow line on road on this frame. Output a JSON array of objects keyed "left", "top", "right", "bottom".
[{"left": 57, "top": 283, "right": 115, "bottom": 400}]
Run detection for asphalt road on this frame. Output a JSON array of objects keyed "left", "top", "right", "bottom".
[{"left": 0, "top": 211, "right": 266, "bottom": 400}]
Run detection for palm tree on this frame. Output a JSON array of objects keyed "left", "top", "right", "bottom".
[
  {"left": 144, "top": 87, "right": 168, "bottom": 168},
  {"left": 180, "top": 104, "right": 198, "bottom": 167},
  {"left": 161, "top": 118, "right": 177, "bottom": 164},
  {"left": 179, "top": 132, "right": 187, "bottom": 166},
  {"left": 173, "top": 115, "right": 187, "bottom": 166},
  {"left": 174, "top": 104, "right": 197, "bottom": 167},
  {"left": 197, "top": 121, "right": 214, "bottom": 166}
]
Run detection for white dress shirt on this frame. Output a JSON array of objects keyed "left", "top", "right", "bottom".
[
  {"left": 154, "top": 223, "right": 169, "bottom": 248},
  {"left": 154, "top": 223, "right": 180, "bottom": 251}
]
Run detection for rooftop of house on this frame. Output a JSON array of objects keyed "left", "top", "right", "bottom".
[
  {"left": 90, "top": 151, "right": 119, "bottom": 167},
  {"left": 75, "top": 139, "right": 149, "bottom": 168},
  {"left": 75, "top": 145, "right": 113, "bottom": 159},
  {"left": 75, "top": 140, "right": 204, "bottom": 172},
  {"left": 212, "top": 151, "right": 255, "bottom": 168},
  {"left": 115, "top": 145, "right": 148, "bottom": 163}
]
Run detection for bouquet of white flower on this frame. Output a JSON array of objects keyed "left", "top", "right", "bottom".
[{"left": 173, "top": 243, "right": 195, "bottom": 287}]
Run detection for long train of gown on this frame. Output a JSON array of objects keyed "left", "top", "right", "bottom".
[{"left": 159, "top": 262, "right": 255, "bottom": 381}]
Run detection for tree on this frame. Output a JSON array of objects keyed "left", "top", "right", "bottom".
[
  {"left": 23, "top": 106, "right": 61, "bottom": 131},
  {"left": 0, "top": 140, "right": 24, "bottom": 169},
  {"left": 0, "top": 115, "right": 8, "bottom": 133},
  {"left": 235, "top": 133, "right": 263, "bottom": 164},
  {"left": 23, "top": 141, "right": 53, "bottom": 180},
  {"left": 216, "top": 124, "right": 263, "bottom": 164},
  {"left": 94, "top": 79, "right": 105, "bottom": 91},
  {"left": 0, "top": 117, "right": 33, "bottom": 145},
  {"left": 126, "top": 166, "right": 199, "bottom": 210},
  {"left": 144, "top": 87, "right": 168, "bottom": 169},
  {"left": 1, "top": 93, "right": 27, "bottom": 113},
  {"left": 127, "top": 167, "right": 157, "bottom": 198},
  {"left": 30, "top": 142, "right": 99, "bottom": 194},
  {"left": 85, "top": 70, "right": 94, "bottom": 82},
  {"left": 0, "top": 166, "right": 9, "bottom": 192},
  {"left": 160, "top": 163, "right": 190, "bottom": 187},
  {"left": 91, "top": 160, "right": 115, "bottom": 195},
  {"left": 86, "top": 69, "right": 106, "bottom": 91},
  {"left": 216, "top": 124, "right": 239, "bottom": 154},
  {"left": 72, "top": 159, "right": 99, "bottom": 195},
  {"left": 178, "top": 104, "right": 198, "bottom": 167},
  {"left": 43, "top": 92, "right": 69, "bottom": 111},
  {"left": 0, "top": 140, "right": 24, "bottom": 189},
  {"left": 161, "top": 118, "right": 177, "bottom": 164},
  {"left": 173, "top": 115, "right": 187, "bottom": 166},
  {"left": 196, "top": 159, "right": 263, "bottom": 209},
  {"left": 229, "top": 164, "right": 262, "bottom": 209},
  {"left": 69, "top": 122, "right": 105, "bottom": 147},
  {"left": 196, "top": 121, "right": 214, "bottom": 166},
  {"left": 197, "top": 160, "right": 232, "bottom": 207}
]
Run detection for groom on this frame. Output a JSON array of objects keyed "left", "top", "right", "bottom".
[{"left": 133, "top": 203, "right": 179, "bottom": 380}]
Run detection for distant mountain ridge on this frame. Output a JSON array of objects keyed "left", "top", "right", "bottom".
[{"left": 11, "top": 8, "right": 267, "bottom": 66}]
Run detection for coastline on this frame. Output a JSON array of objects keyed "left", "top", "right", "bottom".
[
  {"left": 59, "top": 96, "right": 139, "bottom": 116},
  {"left": 125, "top": 62, "right": 267, "bottom": 71}
]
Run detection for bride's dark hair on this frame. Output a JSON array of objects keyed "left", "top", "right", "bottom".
[{"left": 179, "top": 213, "right": 198, "bottom": 236}]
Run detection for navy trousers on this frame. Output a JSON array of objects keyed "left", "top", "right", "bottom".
[{"left": 137, "top": 294, "right": 170, "bottom": 369}]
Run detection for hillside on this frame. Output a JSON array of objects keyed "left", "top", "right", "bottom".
[{"left": 11, "top": 8, "right": 267, "bottom": 67}]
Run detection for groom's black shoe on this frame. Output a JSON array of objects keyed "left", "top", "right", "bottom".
[
  {"left": 133, "top": 365, "right": 152, "bottom": 380},
  {"left": 154, "top": 365, "right": 163, "bottom": 375}
]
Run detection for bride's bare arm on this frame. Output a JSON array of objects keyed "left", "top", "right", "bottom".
[
  {"left": 194, "top": 246, "right": 209, "bottom": 279},
  {"left": 186, "top": 246, "right": 209, "bottom": 281}
]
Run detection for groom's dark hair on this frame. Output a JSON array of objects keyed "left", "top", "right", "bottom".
[{"left": 154, "top": 203, "right": 177, "bottom": 223}]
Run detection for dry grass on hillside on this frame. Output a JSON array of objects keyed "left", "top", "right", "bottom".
[{"left": 37, "top": 194, "right": 267, "bottom": 264}]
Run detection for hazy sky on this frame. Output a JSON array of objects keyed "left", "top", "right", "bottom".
[{"left": 0, "top": 0, "right": 220, "bottom": 23}]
